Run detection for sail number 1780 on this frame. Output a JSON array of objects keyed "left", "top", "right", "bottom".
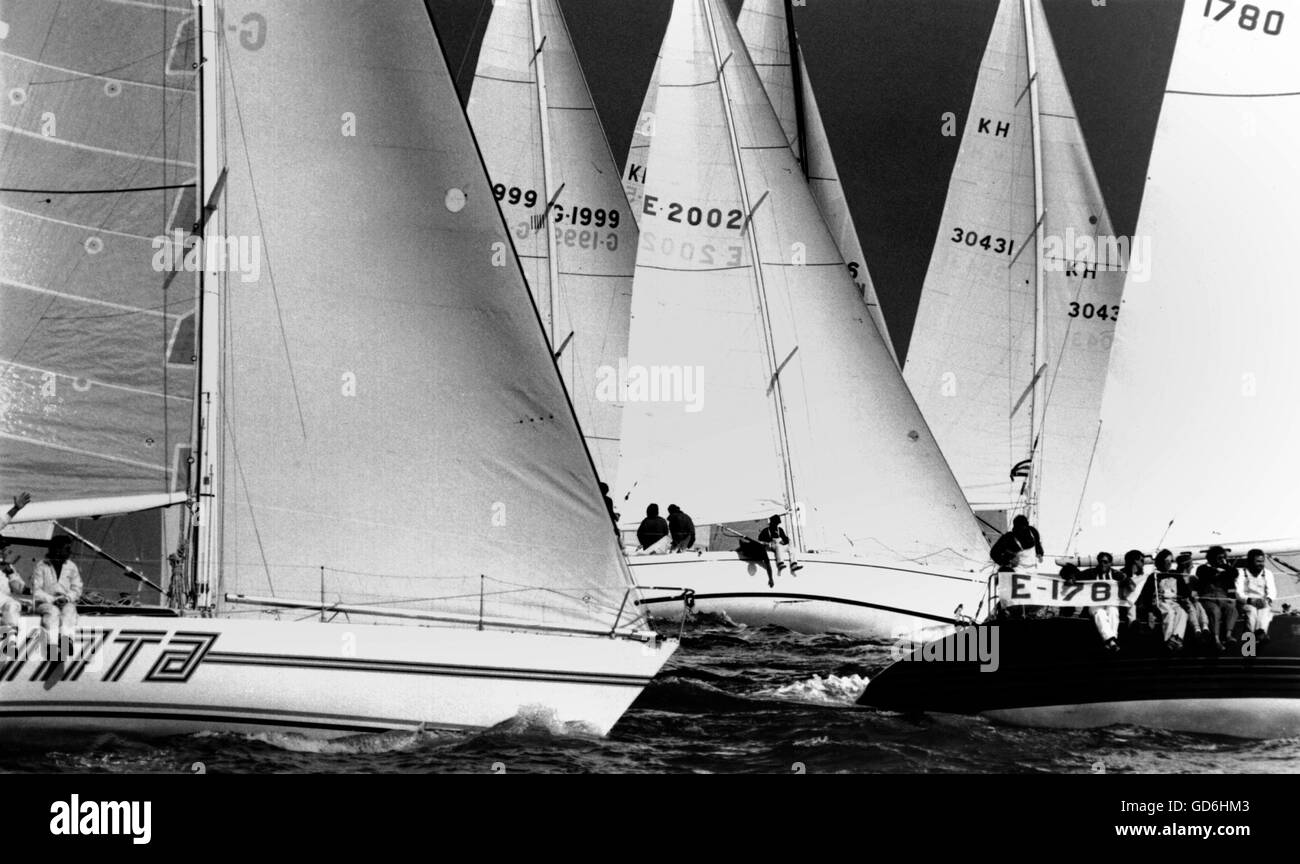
[{"left": 1204, "top": 0, "right": 1284, "bottom": 34}]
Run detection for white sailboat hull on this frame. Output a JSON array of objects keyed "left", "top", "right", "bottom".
[
  {"left": 629, "top": 551, "right": 990, "bottom": 638},
  {"left": 0, "top": 615, "right": 675, "bottom": 738}
]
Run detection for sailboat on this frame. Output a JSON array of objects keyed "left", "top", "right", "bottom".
[
  {"left": 0, "top": 0, "right": 673, "bottom": 737},
  {"left": 619, "top": 0, "right": 991, "bottom": 638},
  {"left": 903, "top": 0, "right": 1126, "bottom": 548},
  {"left": 467, "top": 0, "right": 637, "bottom": 486},
  {"left": 861, "top": 0, "right": 1300, "bottom": 738},
  {"left": 624, "top": 0, "right": 895, "bottom": 363}
]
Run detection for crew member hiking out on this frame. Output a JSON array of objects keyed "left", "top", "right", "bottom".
[{"left": 758, "top": 514, "right": 802, "bottom": 582}]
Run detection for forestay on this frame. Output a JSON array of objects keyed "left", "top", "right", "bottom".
[
  {"left": 1064, "top": 0, "right": 1300, "bottom": 556},
  {"left": 212, "top": 0, "right": 642, "bottom": 632},
  {"left": 468, "top": 0, "right": 636, "bottom": 486},
  {"left": 618, "top": 0, "right": 986, "bottom": 565}
]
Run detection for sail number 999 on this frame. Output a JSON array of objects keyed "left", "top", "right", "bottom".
[{"left": 1204, "top": 0, "right": 1284, "bottom": 34}]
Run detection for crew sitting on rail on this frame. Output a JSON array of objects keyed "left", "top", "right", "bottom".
[
  {"left": 0, "top": 492, "right": 32, "bottom": 634},
  {"left": 32, "top": 534, "right": 82, "bottom": 649},
  {"left": 1197, "top": 546, "right": 1238, "bottom": 651},
  {"left": 635, "top": 504, "right": 671, "bottom": 554},
  {"left": 1176, "top": 551, "right": 1212, "bottom": 643},
  {"left": 759, "top": 514, "right": 802, "bottom": 574},
  {"left": 1082, "top": 551, "right": 1122, "bottom": 652},
  {"left": 1151, "top": 549, "right": 1188, "bottom": 652},
  {"left": 0, "top": 537, "right": 26, "bottom": 633},
  {"left": 1235, "top": 548, "right": 1277, "bottom": 644}
]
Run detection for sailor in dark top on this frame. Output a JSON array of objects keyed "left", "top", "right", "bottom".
[
  {"left": 599, "top": 482, "right": 620, "bottom": 537},
  {"left": 1082, "top": 551, "right": 1122, "bottom": 651},
  {"left": 1197, "top": 545, "right": 1239, "bottom": 650},
  {"left": 1176, "top": 551, "right": 1212, "bottom": 640},
  {"left": 758, "top": 514, "right": 802, "bottom": 575},
  {"left": 635, "top": 503, "right": 670, "bottom": 553},
  {"left": 989, "top": 515, "right": 1044, "bottom": 572},
  {"left": 665, "top": 504, "right": 696, "bottom": 552}
]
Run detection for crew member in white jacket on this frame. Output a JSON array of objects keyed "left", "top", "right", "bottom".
[
  {"left": 0, "top": 493, "right": 32, "bottom": 630},
  {"left": 32, "top": 535, "right": 82, "bottom": 643},
  {"left": 1235, "top": 548, "right": 1277, "bottom": 641}
]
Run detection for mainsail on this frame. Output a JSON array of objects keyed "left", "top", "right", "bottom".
[
  {"left": 0, "top": 0, "right": 198, "bottom": 585},
  {"left": 904, "top": 0, "right": 1124, "bottom": 547},
  {"left": 208, "top": 0, "right": 644, "bottom": 632},
  {"left": 467, "top": 0, "right": 636, "bottom": 487},
  {"left": 735, "top": 0, "right": 896, "bottom": 364},
  {"left": 618, "top": 0, "right": 987, "bottom": 564},
  {"left": 1063, "top": 0, "right": 1300, "bottom": 556}
]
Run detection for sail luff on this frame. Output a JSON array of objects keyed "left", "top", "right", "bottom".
[{"left": 700, "top": 0, "right": 801, "bottom": 548}]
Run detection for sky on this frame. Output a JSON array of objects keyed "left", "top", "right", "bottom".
[{"left": 428, "top": 0, "right": 1183, "bottom": 359}]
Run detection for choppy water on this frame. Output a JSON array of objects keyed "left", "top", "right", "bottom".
[{"left": 4, "top": 617, "right": 1299, "bottom": 774}]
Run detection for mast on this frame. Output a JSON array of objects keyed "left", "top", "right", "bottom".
[
  {"left": 783, "top": 0, "right": 808, "bottom": 178},
  {"left": 701, "top": 0, "right": 802, "bottom": 550},
  {"left": 1021, "top": 0, "right": 1046, "bottom": 524},
  {"left": 192, "top": 0, "right": 223, "bottom": 611},
  {"left": 528, "top": 0, "right": 561, "bottom": 341}
]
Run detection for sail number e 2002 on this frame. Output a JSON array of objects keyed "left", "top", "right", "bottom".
[
  {"left": 1204, "top": 0, "right": 1284, "bottom": 35},
  {"left": 642, "top": 196, "right": 743, "bottom": 230}
]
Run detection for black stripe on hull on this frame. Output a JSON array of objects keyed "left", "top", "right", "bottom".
[
  {"left": 637, "top": 591, "right": 959, "bottom": 625},
  {"left": 201, "top": 652, "right": 650, "bottom": 688},
  {"left": 861, "top": 617, "right": 1300, "bottom": 715}
]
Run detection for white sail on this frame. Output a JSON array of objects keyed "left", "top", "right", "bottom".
[
  {"left": 736, "top": 0, "right": 896, "bottom": 364},
  {"left": 0, "top": 0, "right": 197, "bottom": 503},
  {"left": 212, "top": 0, "right": 644, "bottom": 632},
  {"left": 0, "top": 0, "right": 198, "bottom": 590},
  {"left": 467, "top": 0, "right": 636, "bottom": 487},
  {"left": 618, "top": 0, "right": 987, "bottom": 565},
  {"left": 624, "top": 55, "right": 660, "bottom": 221},
  {"left": 905, "top": 0, "right": 1124, "bottom": 544},
  {"left": 1064, "top": 0, "right": 1300, "bottom": 556}
]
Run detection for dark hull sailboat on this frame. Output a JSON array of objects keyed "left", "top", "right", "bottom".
[{"left": 859, "top": 616, "right": 1300, "bottom": 739}]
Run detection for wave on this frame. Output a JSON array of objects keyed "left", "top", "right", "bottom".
[{"left": 752, "top": 673, "right": 869, "bottom": 706}]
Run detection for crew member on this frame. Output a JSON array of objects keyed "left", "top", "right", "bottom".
[
  {"left": 635, "top": 504, "right": 670, "bottom": 554},
  {"left": 758, "top": 514, "right": 802, "bottom": 574},
  {"left": 1235, "top": 548, "right": 1277, "bottom": 643},
  {"left": 1197, "top": 546, "right": 1238, "bottom": 650},
  {"left": 666, "top": 504, "right": 696, "bottom": 553},
  {"left": 32, "top": 534, "right": 82, "bottom": 647}
]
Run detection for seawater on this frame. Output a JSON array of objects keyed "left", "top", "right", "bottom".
[{"left": 3, "top": 619, "right": 1299, "bottom": 774}]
